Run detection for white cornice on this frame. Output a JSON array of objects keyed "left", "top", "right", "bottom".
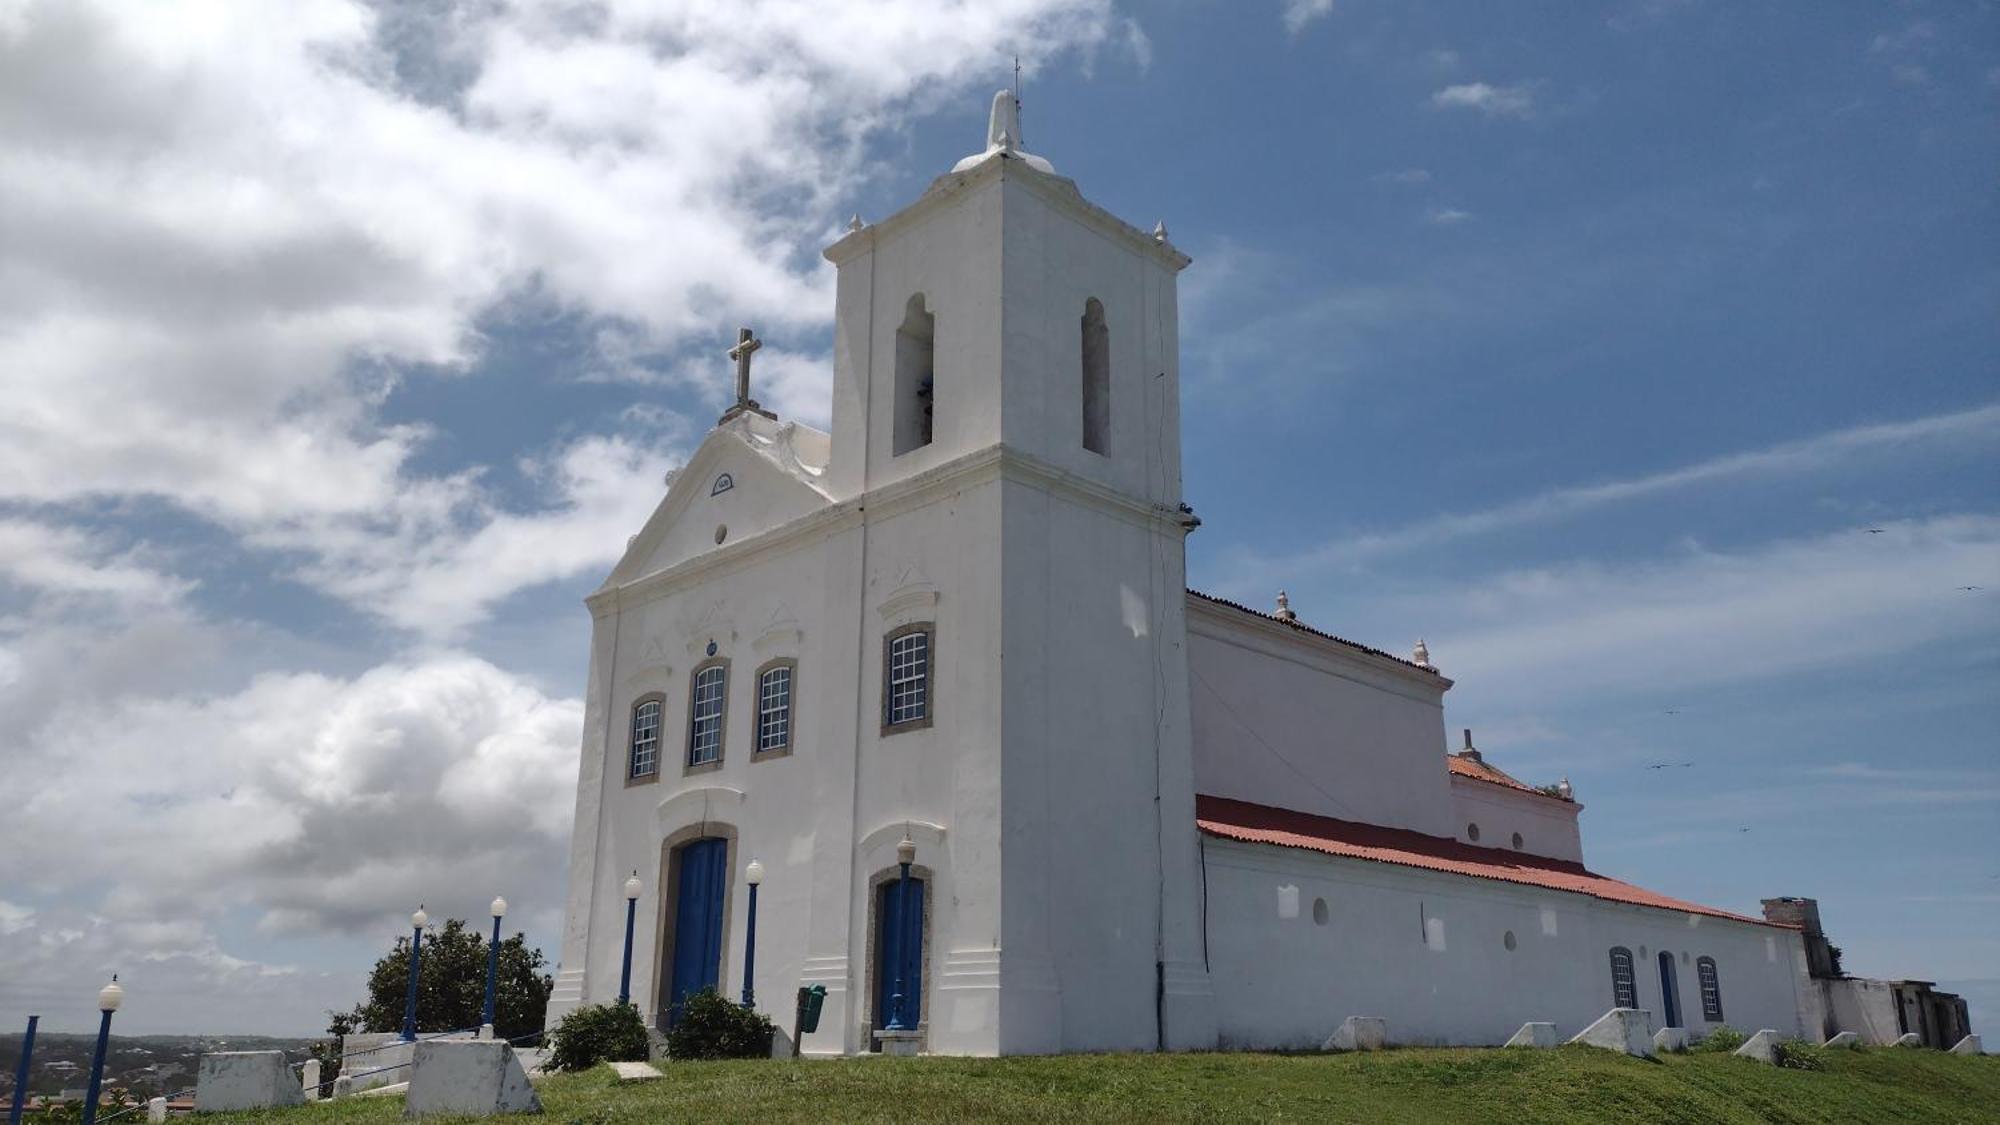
[
  {"left": 1187, "top": 595, "right": 1453, "bottom": 699},
  {"left": 590, "top": 444, "right": 1187, "bottom": 614},
  {"left": 823, "top": 154, "right": 1189, "bottom": 273}
]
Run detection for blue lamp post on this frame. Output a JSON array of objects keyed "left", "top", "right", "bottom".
[
  {"left": 81, "top": 977, "right": 121, "bottom": 1125},
  {"left": 9, "top": 1015, "right": 38, "bottom": 1125},
  {"left": 741, "top": 859, "right": 764, "bottom": 1007},
  {"left": 886, "top": 834, "right": 916, "bottom": 1032},
  {"left": 482, "top": 896, "right": 507, "bottom": 1035},
  {"left": 618, "top": 872, "right": 642, "bottom": 1006},
  {"left": 401, "top": 906, "right": 428, "bottom": 1041}
]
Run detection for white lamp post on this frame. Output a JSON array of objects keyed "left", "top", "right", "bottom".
[{"left": 81, "top": 976, "right": 122, "bottom": 1124}]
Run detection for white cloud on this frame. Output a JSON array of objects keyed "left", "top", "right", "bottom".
[
  {"left": 1430, "top": 81, "right": 1538, "bottom": 119},
  {"left": 0, "top": 0, "right": 1122, "bottom": 633},
  {"left": 1237, "top": 400, "right": 2000, "bottom": 579},
  {"left": 1281, "top": 0, "right": 1335, "bottom": 36},
  {"left": 1424, "top": 514, "right": 2000, "bottom": 702},
  {"left": 4, "top": 653, "right": 582, "bottom": 938},
  {"left": 0, "top": 519, "right": 191, "bottom": 608},
  {"left": 1372, "top": 168, "right": 1432, "bottom": 185},
  {"left": 1425, "top": 207, "right": 1474, "bottom": 226}
]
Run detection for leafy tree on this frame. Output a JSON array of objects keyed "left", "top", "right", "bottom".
[{"left": 332, "top": 918, "right": 553, "bottom": 1045}]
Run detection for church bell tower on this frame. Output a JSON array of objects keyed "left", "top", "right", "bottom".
[{"left": 817, "top": 93, "right": 1217, "bottom": 1054}]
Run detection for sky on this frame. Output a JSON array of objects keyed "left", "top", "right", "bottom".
[{"left": 0, "top": 0, "right": 1995, "bottom": 1038}]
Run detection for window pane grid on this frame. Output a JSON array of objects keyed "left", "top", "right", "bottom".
[
  {"left": 1609, "top": 947, "right": 1636, "bottom": 1009},
  {"left": 688, "top": 666, "right": 725, "bottom": 766},
  {"left": 1697, "top": 958, "right": 1724, "bottom": 1021},
  {"left": 758, "top": 667, "right": 792, "bottom": 753},
  {"left": 887, "top": 631, "right": 928, "bottom": 726},
  {"left": 630, "top": 700, "right": 661, "bottom": 778}
]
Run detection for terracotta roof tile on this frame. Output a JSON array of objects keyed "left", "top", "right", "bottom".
[
  {"left": 1186, "top": 589, "right": 1439, "bottom": 674},
  {"left": 1195, "top": 794, "right": 1786, "bottom": 929},
  {"left": 1447, "top": 754, "right": 1569, "bottom": 802}
]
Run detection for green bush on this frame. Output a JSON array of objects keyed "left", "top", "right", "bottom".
[
  {"left": 1694, "top": 1026, "right": 1746, "bottom": 1052},
  {"left": 665, "top": 989, "right": 776, "bottom": 1060},
  {"left": 1772, "top": 1038, "right": 1826, "bottom": 1071},
  {"left": 546, "top": 1002, "right": 651, "bottom": 1072}
]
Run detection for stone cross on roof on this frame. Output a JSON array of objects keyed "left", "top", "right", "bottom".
[{"left": 720, "top": 326, "right": 775, "bottom": 424}]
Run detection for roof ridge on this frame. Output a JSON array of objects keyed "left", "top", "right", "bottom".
[{"left": 1186, "top": 589, "right": 1439, "bottom": 674}]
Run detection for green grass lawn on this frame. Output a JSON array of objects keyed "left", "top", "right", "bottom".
[{"left": 201, "top": 1045, "right": 1999, "bottom": 1124}]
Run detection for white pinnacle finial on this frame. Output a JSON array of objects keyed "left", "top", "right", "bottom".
[
  {"left": 1412, "top": 638, "right": 1431, "bottom": 667},
  {"left": 848, "top": 214, "right": 863, "bottom": 233},
  {"left": 1274, "top": 590, "right": 1296, "bottom": 622},
  {"left": 987, "top": 89, "right": 1020, "bottom": 150},
  {"left": 1557, "top": 777, "right": 1573, "bottom": 801},
  {"left": 1153, "top": 221, "right": 1168, "bottom": 243}
]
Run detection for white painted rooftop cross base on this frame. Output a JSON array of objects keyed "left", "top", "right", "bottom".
[
  {"left": 405, "top": 1040, "right": 542, "bottom": 1117},
  {"left": 1323, "top": 1016, "right": 1389, "bottom": 1052},
  {"left": 1652, "top": 1027, "right": 1690, "bottom": 1053},
  {"left": 194, "top": 1051, "right": 307, "bottom": 1112},
  {"left": 1823, "top": 1031, "right": 1861, "bottom": 1049},
  {"left": 1949, "top": 1034, "right": 1983, "bottom": 1055},
  {"left": 874, "top": 1029, "right": 923, "bottom": 1057},
  {"left": 1504, "top": 1022, "right": 1558, "bottom": 1049},
  {"left": 1733, "top": 1029, "right": 1783, "bottom": 1064},
  {"left": 607, "top": 1061, "right": 662, "bottom": 1083},
  {"left": 1893, "top": 1032, "right": 1923, "bottom": 1047},
  {"left": 1567, "top": 1009, "right": 1654, "bottom": 1058}
]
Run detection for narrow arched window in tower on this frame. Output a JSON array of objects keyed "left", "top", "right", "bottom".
[
  {"left": 894, "top": 294, "right": 935, "bottom": 456},
  {"left": 1080, "top": 297, "right": 1109, "bottom": 455}
]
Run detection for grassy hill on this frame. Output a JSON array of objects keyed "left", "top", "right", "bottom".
[{"left": 194, "top": 1044, "right": 1999, "bottom": 1124}]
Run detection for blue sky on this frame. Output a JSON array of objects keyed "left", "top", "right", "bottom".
[{"left": 0, "top": 0, "right": 1994, "bottom": 1038}]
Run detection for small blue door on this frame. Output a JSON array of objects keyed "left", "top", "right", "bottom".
[
  {"left": 874, "top": 877, "right": 924, "bottom": 1035},
  {"left": 666, "top": 838, "right": 727, "bottom": 1025},
  {"left": 1658, "top": 950, "right": 1682, "bottom": 1028}
]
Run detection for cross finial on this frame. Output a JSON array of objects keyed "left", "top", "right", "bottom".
[{"left": 721, "top": 327, "right": 773, "bottom": 424}]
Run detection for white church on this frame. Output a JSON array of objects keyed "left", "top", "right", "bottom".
[{"left": 545, "top": 94, "right": 1829, "bottom": 1055}]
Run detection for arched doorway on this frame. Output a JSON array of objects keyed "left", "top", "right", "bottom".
[
  {"left": 871, "top": 872, "right": 927, "bottom": 1043},
  {"left": 1657, "top": 950, "right": 1682, "bottom": 1029},
  {"left": 662, "top": 836, "right": 728, "bottom": 1026}
]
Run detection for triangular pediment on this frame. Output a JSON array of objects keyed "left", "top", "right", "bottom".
[{"left": 603, "top": 415, "right": 833, "bottom": 589}]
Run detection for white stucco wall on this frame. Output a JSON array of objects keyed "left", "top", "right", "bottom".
[
  {"left": 1448, "top": 777, "right": 1584, "bottom": 864},
  {"left": 1200, "top": 837, "right": 1811, "bottom": 1048},
  {"left": 1188, "top": 602, "right": 1457, "bottom": 839}
]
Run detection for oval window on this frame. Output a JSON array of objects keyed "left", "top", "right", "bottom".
[
  {"left": 1511, "top": 831, "right": 1524, "bottom": 850},
  {"left": 1466, "top": 822, "right": 1481, "bottom": 842},
  {"left": 1312, "top": 897, "right": 1329, "bottom": 926},
  {"left": 1503, "top": 930, "right": 1517, "bottom": 951}
]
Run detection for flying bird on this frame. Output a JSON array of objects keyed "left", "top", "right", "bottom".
[
  {"left": 1647, "top": 761, "right": 1694, "bottom": 770},
  {"left": 1958, "top": 586, "right": 1983, "bottom": 592},
  {"left": 1866, "top": 528, "right": 1886, "bottom": 534}
]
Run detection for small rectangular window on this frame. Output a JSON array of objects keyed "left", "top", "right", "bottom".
[
  {"left": 629, "top": 699, "right": 661, "bottom": 779},
  {"left": 688, "top": 664, "right": 726, "bottom": 766},
  {"left": 883, "top": 626, "right": 931, "bottom": 732},
  {"left": 757, "top": 664, "right": 793, "bottom": 754}
]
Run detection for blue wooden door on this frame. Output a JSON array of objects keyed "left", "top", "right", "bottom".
[
  {"left": 1657, "top": 950, "right": 1682, "bottom": 1028},
  {"left": 874, "top": 877, "right": 924, "bottom": 1034},
  {"left": 666, "top": 837, "right": 727, "bottom": 1025}
]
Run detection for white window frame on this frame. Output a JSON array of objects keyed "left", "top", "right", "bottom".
[
  {"left": 755, "top": 660, "right": 795, "bottom": 756},
  {"left": 686, "top": 661, "right": 728, "bottom": 768},
  {"left": 628, "top": 696, "right": 663, "bottom": 782},
  {"left": 882, "top": 624, "right": 933, "bottom": 734}
]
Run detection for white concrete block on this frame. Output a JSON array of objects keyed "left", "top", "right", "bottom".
[
  {"left": 607, "top": 1061, "right": 662, "bottom": 1083},
  {"left": 1568, "top": 1008, "right": 1654, "bottom": 1058},
  {"left": 194, "top": 1051, "right": 307, "bottom": 1113},
  {"left": 1653, "top": 1027, "right": 1690, "bottom": 1053},
  {"left": 1733, "top": 1029, "right": 1782, "bottom": 1064},
  {"left": 1949, "top": 1034, "right": 1983, "bottom": 1055},
  {"left": 341, "top": 1031, "right": 476, "bottom": 1093},
  {"left": 332, "top": 1076, "right": 355, "bottom": 1099},
  {"left": 1322, "top": 1016, "right": 1389, "bottom": 1052},
  {"left": 1893, "top": 1032, "right": 1922, "bottom": 1048},
  {"left": 1503, "top": 1022, "right": 1558, "bottom": 1049},
  {"left": 146, "top": 1096, "right": 166, "bottom": 1123},
  {"left": 405, "top": 1040, "right": 542, "bottom": 1117},
  {"left": 874, "top": 1030, "right": 922, "bottom": 1057},
  {"left": 302, "top": 1058, "right": 321, "bottom": 1100},
  {"left": 1823, "top": 1031, "right": 1860, "bottom": 1049}
]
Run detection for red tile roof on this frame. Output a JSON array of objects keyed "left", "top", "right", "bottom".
[
  {"left": 1447, "top": 753, "right": 1570, "bottom": 803},
  {"left": 1186, "top": 589, "right": 1440, "bottom": 675},
  {"left": 1194, "top": 794, "right": 1786, "bottom": 928}
]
